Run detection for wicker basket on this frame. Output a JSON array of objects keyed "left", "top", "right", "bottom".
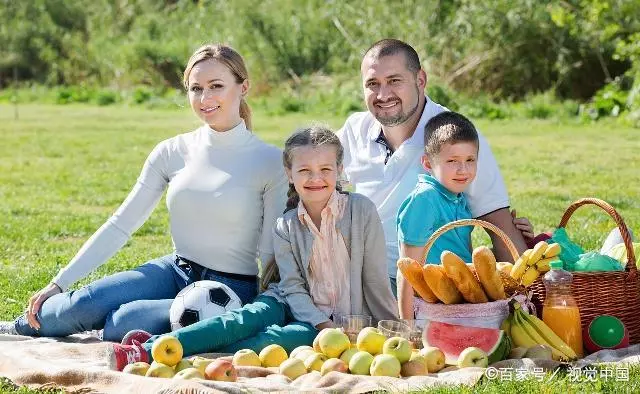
[{"left": 529, "top": 198, "right": 640, "bottom": 345}]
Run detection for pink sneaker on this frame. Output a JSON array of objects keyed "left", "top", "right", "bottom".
[
  {"left": 106, "top": 340, "right": 149, "bottom": 371},
  {"left": 121, "top": 329, "right": 152, "bottom": 346}
]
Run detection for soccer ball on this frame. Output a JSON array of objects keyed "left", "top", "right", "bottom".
[{"left": 170, "top": 280, "right": 242, "bottom": 331}]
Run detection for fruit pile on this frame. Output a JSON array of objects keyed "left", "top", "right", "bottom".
[
  {"left": 501, "top": 300, "right": 577, "bottom": 361},
  {"left": 122, "top": 336, "right": 239, "bottom": 381},
  {"left": 398, "top": 246, "right": 520, "bottom": 304},
  {"left": 509, "top": 241, "right": 561, "bottom": 287}
]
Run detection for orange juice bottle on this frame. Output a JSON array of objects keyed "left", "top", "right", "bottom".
[{"left": 542, "top": 261, "right": 584, "bottom": 358}]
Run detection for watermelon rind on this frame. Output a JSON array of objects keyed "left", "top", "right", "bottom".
[{"left": 423, "top": 321, "right": 511, "bottom": 365}]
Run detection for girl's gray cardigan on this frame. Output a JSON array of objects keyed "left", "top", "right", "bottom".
[{"left": 264, "top": 192, "right": 399, "bottom": 328}]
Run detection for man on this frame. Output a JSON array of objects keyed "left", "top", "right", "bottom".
[{"left": 337, "top": 39, "right": 528, "bottom": 295}]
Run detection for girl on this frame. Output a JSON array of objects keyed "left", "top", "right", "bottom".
[
  {"left": 107, "top": 125, "right": 399, "bottom": 370},
  {"left": 0, "top": 44, "right": 287, "bottom": 341}
]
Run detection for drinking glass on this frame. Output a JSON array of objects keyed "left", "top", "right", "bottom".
[
  {"left": 377, "top": 319, "right": 411, "bottom": 339},
  {"left": 340, "top": 314, "right": 372, "bottom": 344},
  {"left": 403, "top": 319, "right": 427, "bottom": 350}
]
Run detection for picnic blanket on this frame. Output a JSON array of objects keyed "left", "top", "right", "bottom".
[{"left": 1, "top": 334, "right": 639, "bottom": 394}]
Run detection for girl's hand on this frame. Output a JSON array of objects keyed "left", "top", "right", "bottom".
[
  {"left": 27, "top": 282, "right": 62, "bottom": 330},
  {"left": 315, "top": 320, "right": 335, "bottom": 330},
  {"left": 511, "top": 209, "right": 534, "bottom": 240}
]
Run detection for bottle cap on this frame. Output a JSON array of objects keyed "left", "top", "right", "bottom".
[{"left": 549, "top": 261, "right": 564, "bottom": 270}]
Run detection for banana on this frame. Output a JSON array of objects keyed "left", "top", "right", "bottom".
[
  {"left": 517, "top": 308, "right": 578, "bottom": 361},
  {"left": 527, "top": 241, "right": 549, "bottom": 266},
  {"left": 510, "top": 249, "right": 532, "bottom": 280},
  {"left": 542, "top": 243, "right": 561, "bottom": 259},
  {"left": 520, "top": 267, "right": 541, "bottom": 287},
  {"left": 535, "top": 256, "right": 555, "bottom": 272},
  {"left": 513, "top": 309, "right": 569, "bottom": 361},
  {"left": 509, "top": 312, "right": 539, "bottom": 348},
  {"left": 501, "top": 313, "right": 513, "bottom": 334}
]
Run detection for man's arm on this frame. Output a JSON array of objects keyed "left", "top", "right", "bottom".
[{"left": 478, "top": 207, "right": 528, "bottom": 262}]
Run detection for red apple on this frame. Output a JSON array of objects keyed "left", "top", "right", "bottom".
[{"left": 204, "top": 359, "right": 238, "bottom": 382}]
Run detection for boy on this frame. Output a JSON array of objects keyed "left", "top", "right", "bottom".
[{"left": 396, "top": 111, "right": 532, "bottom": 318}]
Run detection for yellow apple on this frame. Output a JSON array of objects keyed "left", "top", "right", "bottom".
[
  {"left": 339, "top": 347, "right": 359, "bottom": 365},
  {"left": 232, "top": 349, "right": 261, "bottom": 367},
  {"left": 145, "top": 361, "right": 175, "bottom": 378},
  {"left": 420, "top": 346, "right": 445, "bottom": 373},
  {"left": 348, "top": 351, "right": 374, "bottom": 375},
  {"left": 189, "top": 356, "right": 214, "bottom": 375},
  {"left": 320, "top": 358, "right": 348, "bottom": 376},
  {"left": 173, "top": 367, "right": 204, "bottom": 380},
  {"left": 174, "top": 359, "right": 193, "bottom": 373},
  {"left": 304, "top": 352, "right": 328, "bottom": 372},
  {"left": 457, "top": 347, "right": 488, "bottom": 368},
  {"left": 369, "top": 354, "right": 401, "bottom": 377},
  {"left": 278, "top": 357, "right": 307, "bottom": 380},
  {"left": 401, "top": 356, "right": 428, "bottom": 377},
  {"left": 356, "top": 327, "right": 386, "bottom": 355},
  {"left": 382, "top": 336, "right": 412, "bottom": 363},
  {"left": 122, "top": 361, "right": 150, "bottom": 376},
  {"left": 151, "top": 335, "right": 183, "bottom": 367},
  {"left": 290, "top": 345, "right": 314, "bottom": 359},
  {"left": 313, "top": 328, "right": 332, "bottom": 352},
  {"left": 259, "top": 344, "right": 288, "bottom": 368},
  {"left": 293, "top": 348, "right": 316, "bottom": 361},
  {"left": 319, "top": 328, "right": 351, "bottom": 358}
]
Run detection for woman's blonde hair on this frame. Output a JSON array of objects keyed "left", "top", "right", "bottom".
[{"left": 183, "top": 44, "right": 252, "bottom": 130}]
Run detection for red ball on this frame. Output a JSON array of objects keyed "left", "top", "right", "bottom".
[{"left": 582, "top": 315, "right": 629, "bottom": 354}]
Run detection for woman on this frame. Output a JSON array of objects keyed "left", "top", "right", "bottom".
[{"left": 0, "top": 44, "right": 287, "bottom": 342}]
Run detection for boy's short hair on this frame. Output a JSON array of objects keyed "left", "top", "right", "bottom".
[{"left": 424, "top": 111, "right": 479, "bottom": 157}]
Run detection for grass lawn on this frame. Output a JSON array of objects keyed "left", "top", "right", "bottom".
[{"left": 0, "top": 104, "right": 638, "bottom": 393}]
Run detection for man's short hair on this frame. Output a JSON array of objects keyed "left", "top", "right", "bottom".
[
  {"left": 363, "top": 39, "right": 421, "bottom": 73},
  {"left": 424, "top": 111, "right": 479, "bottom": 157}
]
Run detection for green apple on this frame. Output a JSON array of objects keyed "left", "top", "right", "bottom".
[
  {"left": 304, "top": 352, "right": 328, "bottom": 372},
  {"left": 320, "top": 358, "right": 348, "bottom": 376},
  {"left": 259, "top": 344, "right": 288, "bottom": 368},
  {"left": 356, "top": 327, "right": 386, "bottom": 355},
  {"left": 382, "top": 336, "right": 412, "bottom": 363},
  {"left": 339, "top": 347, "right": 358, "bottom": 365},
  {"left": 174, "top": 359, "right": 193, "bottom": 373},
  {"left": 232, "top": 349, "right": 261, "bottom": 367},
  {"left": 348, "top": 351, "right": 374, "bottom": 375},
  {"left": 151, "top": 335, "right": 183, "bottom": 367},
  {"left": 189, "top": 356, "right": 214, "bottom": 376},
  {"left": 319, "top": 328, "right": 351, "bottom": 358},
  {"left": 122, "top": 361, "right": 150, "bottom": 376},
  {"left": 369, "top": 354, "right": 401, "bottom": 377},
  {"left": 457, "top": 347, "right": 489, "bottom": 368},
  {"left": 278, "top": 357, "right": 307, "bottom": 380},
  {"left": 419, "top": 346, "right": 445, "bottom": 373},
  {"left": 145, "top": 361, "right": 175, "bottom": 378},
  {"left": 173, "top": 367, "right": 204, "bottom": 380},
  {"left": 290, "top": 345, "right": 314, "bottom": 359}
]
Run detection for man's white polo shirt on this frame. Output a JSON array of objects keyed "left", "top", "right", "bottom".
[{"left": 337, "top": 97, "right": 509, "bottom": 278}]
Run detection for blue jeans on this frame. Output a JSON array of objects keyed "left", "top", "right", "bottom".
[
  {"left": 14, "top": 254, "right": 258, "bottom": 341},
  {"left": 143, "top": 295, "right": 318, "bottom": 357}
]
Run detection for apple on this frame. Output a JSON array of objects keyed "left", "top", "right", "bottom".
[
  {"left": 189, "top": 356, "right": 214, "bottom": 375},
  {"left": 232, "top": 349, "right": 261, "bottom": 367},
  {"left": 348, "top": 351, "right": 374, "bottom": 375},
  {"left": 401, "top": 357, "right": 428, "bottom": 377},
  {"left": 145, "top": 361, "right": 175, "bottom": 378},
  {"left": 339, "top": 347, "right": 358, "bottom": 365},
  {"left": 259, "top": 344, "right": 288, "bottom": 368},
  {"left": 370, "top": 354, "right": 401, "bottom": 377},
  {"left": 122, "top": 361, "right": 150, "bottom": 376},
  {"left": 174, "top": 367, "right": 204, "bottom": 380},
  {"left": 313, "top": 328, "right": 333, "bottom": 352},
  {"left": 419, "top": 346, "right": 445, "bottom": 373},
  {"left": 356, "top": 327, "right": 386, "bottom": 355},
  {"left": 319, "top": 328, "right": 351, "bottom": 358},
  {"left": 525, "top": 344, "right": 553, "bottom": 360},
  {"left": 294, "top": 349, "right": 316, "bottom": 362},
  {"left": 174, "top": 359, "right": 193, "bottom": 373},
  {"left": 278, "top": 357, "right": 307, "bottom": 380},
  {"left": 151, "top": 335, "right": 183, "bottom": 367},
  {"left": 290, "top": 345, "right": 314, "bottom": 359},
  {"left": 304, "top": 352, "right": 328, "bottom": 372},
  {"left": 204, "top": 359, "right": 237, "bottom": 382},
  {"left": 382, "top": 336, "right": 412, "bottom": 364},
  {"left": 457, "top": 347, "right": 489, "bottom": 368},
  {"left": 320, "top": 358, "right": 348, "bottom": 376}
]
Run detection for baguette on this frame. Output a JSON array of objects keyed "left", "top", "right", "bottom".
[
  {"left": 397, "top": 258, "right": 439, "bottom": 303},
  {"left": 422, "top": 264, "right": 463, "bottom": 304},
  {"left": 441, "top": 251, "right": 488, "bottom": 303},
  {"left": 472, "top": 246, "right": 506, "bottom": 301}
]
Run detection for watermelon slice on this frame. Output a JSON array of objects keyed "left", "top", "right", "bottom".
[{"left": 423, "top": 321, "right": 511, "bottom": 365}]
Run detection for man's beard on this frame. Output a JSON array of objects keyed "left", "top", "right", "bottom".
[{"left": 374, "top": 88, "right": 420, "bottom": 127}]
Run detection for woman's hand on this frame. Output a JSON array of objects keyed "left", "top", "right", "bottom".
[
  {"left": 511, "top": 209, "right": 534, "bottom": 240},
  {"left": 315, "top": 320, "right": 335, "bottom": 330},
  {"left": 27, "top": 282, "right": 62, "bottom": 330}
]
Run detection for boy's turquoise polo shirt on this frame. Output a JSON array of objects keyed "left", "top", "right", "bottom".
[{"left": 396, "top": 173, "right": 472, "bottom": 264}]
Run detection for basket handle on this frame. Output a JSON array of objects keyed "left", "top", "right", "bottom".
[
  {"left": 421, "top": 219, "right": 520, "bottom": 264},
  {"left": 559, "top": 198, "right": 637, "bottom": 273}
]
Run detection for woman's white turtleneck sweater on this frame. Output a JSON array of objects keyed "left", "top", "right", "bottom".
[{"left": 52, "top": 121, "right": 287, "bottom": 291}]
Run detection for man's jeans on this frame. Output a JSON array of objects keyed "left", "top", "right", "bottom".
[{"left": 14, "top": 254, "right": 258, "bottom": 341}]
